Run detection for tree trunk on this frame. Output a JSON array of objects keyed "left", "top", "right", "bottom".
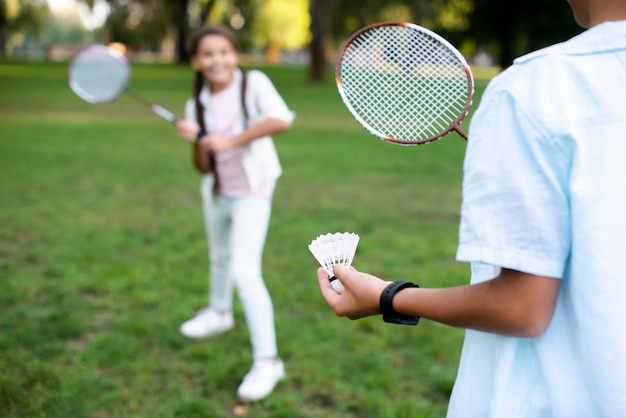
[
  {"left": 199, "top": 0, "right": 216, "bottom": 24},
  {"left": 174, "top": 0, "right": 190, "bottom": 64},
  {"left": 308, "top": 0, "right": 328, "bottom": 82}
]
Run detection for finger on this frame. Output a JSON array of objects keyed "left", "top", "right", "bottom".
[
  {"left": 333, "top": 264, "right": 353, "bottom": 282},
  {"left": 317, "top": 267, "right": 331, "bottom": 289},
  {"left": 317, "top": 267, "right": 340, "bottom": 303}
]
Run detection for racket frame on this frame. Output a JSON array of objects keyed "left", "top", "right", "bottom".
[
  {"left": 67, "top": 44, "right": 177, "bottom": 123},
  {"left": 68, "top": 44, "right": 130, "bottom": 104},
  {"left": 336, "top": 21, "right": 474, "bottom": 145}
]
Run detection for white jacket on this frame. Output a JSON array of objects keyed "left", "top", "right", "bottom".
[{"left": 184, "top": 68, "right": 295, "bottom": 190}]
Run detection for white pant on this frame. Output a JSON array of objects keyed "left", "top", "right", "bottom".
[{"left": 201, "top": 187, "right": 277, "bottom": 360}]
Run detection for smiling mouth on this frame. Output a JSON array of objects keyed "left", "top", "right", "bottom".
[{"left": 209, "top": 67, "right": 230, "bottom": 76}]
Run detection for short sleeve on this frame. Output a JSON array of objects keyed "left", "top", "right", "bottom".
[
  {"left": 456, "top": 86, "right": 571, "bottom": 278},
  {"left": 184, "top": 98, "right": 197, "bottom": 123},
  {"left": 247, "top": 70, "right": 295, "bottom": 124}
]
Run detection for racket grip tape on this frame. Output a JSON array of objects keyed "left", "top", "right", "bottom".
[{"left": 150, "top": 104, "right": 177, "bottom": 122}]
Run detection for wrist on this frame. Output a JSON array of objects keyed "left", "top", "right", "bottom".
[
  {"left": 196, "top": 129, "right": 206, "bottom": 142},
  {"left": 379, "top": 281, "right": 420, "bottom": 325}
]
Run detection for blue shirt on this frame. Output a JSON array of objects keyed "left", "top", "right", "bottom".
[{"left": 450, "top": 20, "right": 626, "bottom": 417}]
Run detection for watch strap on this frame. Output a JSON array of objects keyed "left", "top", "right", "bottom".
[{"left": 380, "top": 281, "right": 420, "bottom": 325}]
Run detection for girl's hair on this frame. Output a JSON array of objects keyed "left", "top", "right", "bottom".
[
  {"left": 187, "top": 24, "right": 242, "bottom": 134},
  {"left": 188, "top": 24, "right": 248, "bottom": 176},
  {"left": 187, "top": 24, "right": 240, "bottom": 57}
]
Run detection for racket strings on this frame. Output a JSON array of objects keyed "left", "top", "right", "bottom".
[
  {"left": 338, "top": 25, "right": 471, "bottom": 143},
  {"left": 69, "top": 46, "right": 129, "bottom": 103}
]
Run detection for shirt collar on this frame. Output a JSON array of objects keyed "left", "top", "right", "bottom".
[{"left": 198, "top": 66, "right": 243, "bottom": 106}]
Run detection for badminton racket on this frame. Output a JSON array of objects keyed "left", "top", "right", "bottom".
[
  {"left": 68, "top": 44, "right": 178, "bottom": 123},
  {"left": 336, "top": 22, "right": 474, "bottom": 145}
]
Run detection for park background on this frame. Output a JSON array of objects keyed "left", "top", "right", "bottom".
[{"left": 2, "top": 1, "right": 580, "bottom": 417}]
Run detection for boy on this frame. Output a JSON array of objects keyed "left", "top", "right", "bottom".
[{"left": 316, "top": 0, "right": 626, "bottom": 415}]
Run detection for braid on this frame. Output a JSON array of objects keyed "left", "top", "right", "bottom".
[
  {"left": 238, "top": 65, "right": 248, "bottom": 125},
  {"left": 188, "top": 24, "right": 240, "bottom": 132},
  {"left": 187, "top": 24, "right": 240, "bottom": 176},
  {"left": 193, "top": 71, "right": 205, "bottom": 132}
]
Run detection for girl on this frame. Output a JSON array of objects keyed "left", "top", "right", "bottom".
[{"left": 175, "top": 24, "right": 294, "bottom": 402}]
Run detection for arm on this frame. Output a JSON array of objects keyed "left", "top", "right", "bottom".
[
  {"left": 201, "top": 70, "right": 294, "bottom": 152},
  {"left": 175, "top": 119, "right": 212, "bottom": 173},
  {"left": 175, "top": 116, "right": 291, "bottom": 165},
  {"left": 175, "top": 118, "right": 203, "bottom": 142},
  {"left": 201, "top": 118, "right": 291, "bottom": 153},
  {"left": 318, "top": 265, "right": 560, "bottom": 338}
]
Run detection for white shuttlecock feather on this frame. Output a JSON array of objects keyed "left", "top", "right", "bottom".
[{"left": 308, "top": 232, "right": 360, "bottom": 294}]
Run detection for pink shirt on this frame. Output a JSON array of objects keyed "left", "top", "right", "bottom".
[{"left": 210, "top": 82, "right": 274, "bottom": 197}]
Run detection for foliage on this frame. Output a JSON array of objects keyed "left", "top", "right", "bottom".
[
  {"left": 327, "top": 0, "right": 412, "bottom": 43},
  {"left": 99, "top": 0, "right": 172, "bottom": 50},
  {"left": 252, "top": 0, "right": 310, "bottom": 50},
  {"left": 39, "top": 10, "right": 96, "bottom": 46},
  {"left": 325, "top": 0, "right": 474, "bottom": 45},
  {"left": 437, "top": 0, "right": 472, "bottom": 31},
  {"left": 8, "top": 0, "right": 585, "bottom": 70},
  {"left": 0, "top": 0, "right": 49, "bottom": 54},
  {"left": 0, "top": 60, "right": 492, "bottom": 417},
  {"left": 465, "top": 0, "right": 582, "bottom": 67}
]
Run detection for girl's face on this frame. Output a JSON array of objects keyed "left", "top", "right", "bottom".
[{"left": 191, "top": 34, "right": 238, "bottom": 92}]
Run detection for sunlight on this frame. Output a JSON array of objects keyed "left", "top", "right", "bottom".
[{"left": 47, "top": 0, "right": 109, "bottom": 30}]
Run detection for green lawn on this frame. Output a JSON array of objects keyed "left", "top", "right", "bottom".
[{"left": 0, "top": 59, "right": 487, "bottom": 417}]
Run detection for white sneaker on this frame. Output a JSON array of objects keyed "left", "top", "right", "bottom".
[
  {"left": 179, "top": 308, "right": 234, "bottom": 338},
  {"left": 237, "top": 358, "right": 286, "bottom": 401}
]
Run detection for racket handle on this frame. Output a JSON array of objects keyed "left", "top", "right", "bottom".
[
  {"left": 454, "top": 126, "right": 468, "bottom": 141},
  {"left": 151, "top": 104, "right": 178, "bottom": 123}
]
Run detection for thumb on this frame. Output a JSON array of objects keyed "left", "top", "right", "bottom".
[
  {"left": 333, "top": 264, "right": 354, "bottom": 282},
  {"left": 329, "top": 265, "right": 357, "bottom": 294}
]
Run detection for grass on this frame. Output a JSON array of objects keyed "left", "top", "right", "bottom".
[{"left": 0, "top": 59, "right": 488, "bottom": 417}]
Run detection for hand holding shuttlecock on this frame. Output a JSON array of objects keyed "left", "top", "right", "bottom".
[{"left": 308, "top": 232, "right": 360, "bottom": 294}]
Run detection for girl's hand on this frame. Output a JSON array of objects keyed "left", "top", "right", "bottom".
[
  {"left": 202, "top": 135, "right": 232, "bottom": 153},
  {"left": 175, "top": 119, "right": 202, "bottom": 143}
]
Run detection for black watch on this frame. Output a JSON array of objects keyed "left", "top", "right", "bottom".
[{"left": 379, "top": 281, "right": 420, "bottom": 325}]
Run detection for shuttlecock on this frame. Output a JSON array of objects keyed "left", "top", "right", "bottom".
[{"left": 308, "top": 232, "right": 360, "bottom": 294}]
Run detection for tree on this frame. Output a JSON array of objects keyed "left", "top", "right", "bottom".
[
  {"left": 97, "top": 0, "right": 168, "bottom": 51},
  {"left": 78, "top": 0, "right": 206, "bottom": 62},
  {"left": 308, "top": 0, "right": 327, "bottom": 82},
  {"left": 467, "top": 0, "right": 582, "bottom": 68},
  {"left": 307, "top": 0, "right": 434, "bottom": 83},
  {"left": 0, "top": 0, "right": 49, "bottom": 55},
  {"left": 252, "top": 0, "right": 309, "bottom": 53},
  {"left": 167, "top": 0, "right": 191, "bottom": 62}
]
